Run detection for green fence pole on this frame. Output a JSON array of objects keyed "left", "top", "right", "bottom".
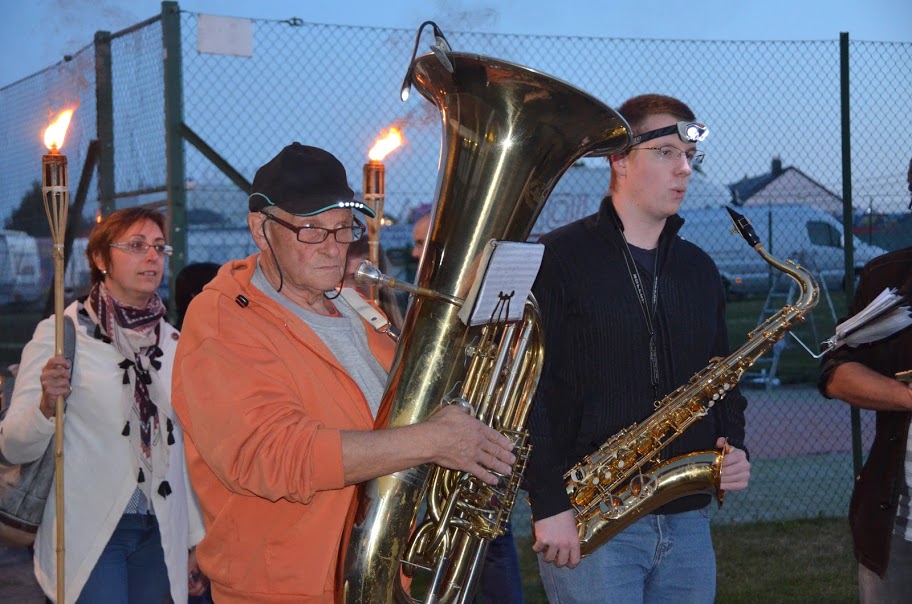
[
  {"left": 94, "top": 31, "right": 115, "bottom": 217},
  {"left": 162, "top": 1, "right": 186, "bottom": 323},
  {"left": 840, "top": 31, "right": 863, "bottom": 478}
]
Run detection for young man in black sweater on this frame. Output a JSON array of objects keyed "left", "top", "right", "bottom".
[{"left": 526, "top": 94, "right": 751, "bottom": 603}]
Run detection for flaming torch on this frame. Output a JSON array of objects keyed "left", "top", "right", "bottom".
[
  {"left": 363, "top": 127, "right": 403, "bottom": 301},
  {"left": 42, "top": 108, "right": 74, "bottom": 604}
]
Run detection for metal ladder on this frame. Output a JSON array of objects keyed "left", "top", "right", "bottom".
[{"left": 745, "top": 254, "right": 837, "bottom": 391}]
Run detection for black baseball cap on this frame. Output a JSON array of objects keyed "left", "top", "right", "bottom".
[{"left": 248, "top": 143, "right": 376, "bottom": 218}]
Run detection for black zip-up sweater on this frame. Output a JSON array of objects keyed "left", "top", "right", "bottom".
[{"left": 525, "top": 197, "right": 748, "bottom": 521}]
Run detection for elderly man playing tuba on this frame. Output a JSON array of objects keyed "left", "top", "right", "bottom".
[{"left": 172, "top": 143, "right": 515, "bottom": 603}]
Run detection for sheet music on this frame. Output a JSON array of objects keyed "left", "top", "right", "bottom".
[
  {"left": 457, "top": 240, "right": 545, "bottom": 326},
  {"left": 826, "top": 287, "right": 912, "bottom": 349}
]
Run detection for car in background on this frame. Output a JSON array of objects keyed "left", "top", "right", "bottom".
[
  {"left": 678, "top": 204, "right": 888, "bottom": 298},
  {"left": 0, "top": 230, "right": 42, "bottom": 306}
]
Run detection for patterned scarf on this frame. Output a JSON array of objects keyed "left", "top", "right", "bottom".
[{"left": 85, "top": 282, "right": 173, "bottom": 504}]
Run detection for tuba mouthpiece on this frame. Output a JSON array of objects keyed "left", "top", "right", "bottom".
[{"left": 354, "top": 260, "right": 383, "bottom": 287}]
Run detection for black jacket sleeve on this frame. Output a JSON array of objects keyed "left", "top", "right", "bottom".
[{"left": 524, "top": 245, "right": 578, "bottom": 520}]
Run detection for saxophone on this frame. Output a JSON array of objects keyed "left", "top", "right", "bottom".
[
  {"left": 341, "top": 38, "right": 631, "bottom": 602},
  {"left": 565, "top": 206, "right": 820, "bottom": 557}
]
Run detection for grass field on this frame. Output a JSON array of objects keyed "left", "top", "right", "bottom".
[{"left": 511, "top": 517, "right": 856, "bottom": 603}]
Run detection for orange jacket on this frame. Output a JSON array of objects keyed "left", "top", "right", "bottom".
[{"left": 172, "top": 255, "right": 396, "bottom": 603}]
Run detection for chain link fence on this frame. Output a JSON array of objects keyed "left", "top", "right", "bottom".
[{"left": 1, "top": 3, "right": 910, "bottom": 528}]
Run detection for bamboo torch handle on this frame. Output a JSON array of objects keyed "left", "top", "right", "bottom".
[
  {"left": 363, "top": 161, "right": 385, "bottom": 303},
  {"left": 53, "top": 244, "right": 65, "bottom": 604},
  {"left": 43, "top": 149, "right": 68, "bottom": 604}
]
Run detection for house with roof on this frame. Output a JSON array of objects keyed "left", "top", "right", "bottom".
[{"left": 729, "top": 157, "right": 844, "bottom": 217}]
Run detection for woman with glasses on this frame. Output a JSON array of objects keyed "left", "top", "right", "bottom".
[{"left": 0, "top": 207, "right": 206, "bottom": 603}]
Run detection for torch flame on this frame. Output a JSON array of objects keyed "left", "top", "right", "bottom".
[
  {"left": 43, "top": 109, "right": 75, "bottom": 151},
  {"left": 368, "top": 127, "right": 404, "bottom": 162}
]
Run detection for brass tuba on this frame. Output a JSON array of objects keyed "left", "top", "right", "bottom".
[
  {"left": 341, "top": 48, "right": 630, "bottom": 602},
  {"left": 565, "top": 206, "right": 820, "bottom": 556}
]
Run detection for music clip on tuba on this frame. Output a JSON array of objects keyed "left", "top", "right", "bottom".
[
  {"left": 341, "top": 22, "right": 631, "bottom": 603},
  {"left": 564, "top": 206, "right": 820, "bottom": 557}
]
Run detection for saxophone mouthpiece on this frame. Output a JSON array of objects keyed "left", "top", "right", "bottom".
[{"left": 725, "top": 206, "right": 761, "bottom": 248}]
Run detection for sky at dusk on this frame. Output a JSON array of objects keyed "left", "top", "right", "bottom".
[
  {"left": 2, "top": 0, "right": 911, "bottom": 88},
  {"left": 1, "top": 0, "right": 910, "bottom": 221}
]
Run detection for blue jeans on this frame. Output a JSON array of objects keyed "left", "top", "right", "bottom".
[
  {"left": 75, "top": 514, "right": 170, "bottom": 604},
  {"left": 538, "top": 508, "right": 715, "bottom": 604},
  {"left": 476, "top": 522, "right": 524, "bottom": 603}
]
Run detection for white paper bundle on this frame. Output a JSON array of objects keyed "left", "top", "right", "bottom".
[{"left": 823, "top": 287, "right": 912, "bottom": 350}]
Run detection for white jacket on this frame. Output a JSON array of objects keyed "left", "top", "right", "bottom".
[{"left": 0, "top": 301, "right": 205, "bottom": 603}]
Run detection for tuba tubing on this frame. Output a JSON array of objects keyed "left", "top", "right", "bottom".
[{"left": 341, "top": 50, "right": 630, "bottom": 603}]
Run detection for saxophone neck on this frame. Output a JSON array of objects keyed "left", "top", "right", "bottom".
[
  {"left": 752, "top": 243, "right": 819, "bottom": 311},
  {"left": 726, "top": 205, "right": 819, "bottom": 312}
]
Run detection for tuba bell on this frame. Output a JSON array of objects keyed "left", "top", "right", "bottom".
[{"left": 341, "top": 41, "right": 630, "bottom": 603}]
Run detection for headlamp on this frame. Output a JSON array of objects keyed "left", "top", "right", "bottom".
[{"left": 629, "top": 121, "right": 709, "bottom": 147}]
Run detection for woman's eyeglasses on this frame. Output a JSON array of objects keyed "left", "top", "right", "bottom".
[{"left": 110, "top": 241, "right": 173, "bottom": 256}]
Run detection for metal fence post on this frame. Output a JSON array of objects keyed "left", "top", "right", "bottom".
[
  {"left": 840, "top": 31, "right": 863, "bottom": 477},
  {"left": 162, "top": 0, "right": 186, "bottom": 322},
  {"left": 94, "top": 31, "right": 115, "bottom": 217}
]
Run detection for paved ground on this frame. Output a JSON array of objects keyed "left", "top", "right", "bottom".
[{"left": 742, "top": 384, "right": 875, "bottom": 458}]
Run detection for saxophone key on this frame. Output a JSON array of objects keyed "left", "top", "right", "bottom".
[
  {"left": 598, "top": 467, "right": 615, "bottom": 485},
  {"left": 616, "top": 448, "right": 636, "bottom": 468},
  {"left": 597, "top": 496, "right": 625, "bottom": 519},
  {"left": 570, "top": 484, "right": 598, "bottom": 507},
  {"left": 635, "top": 436, "right": 654, "bottom": 454},
  {"left": 628, "top": 475, "right": 655, "bottom": 499}
]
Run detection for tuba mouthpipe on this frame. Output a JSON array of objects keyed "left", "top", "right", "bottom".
[{"left": 354, "top": 260, "right": 464, "bottom": 306}]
